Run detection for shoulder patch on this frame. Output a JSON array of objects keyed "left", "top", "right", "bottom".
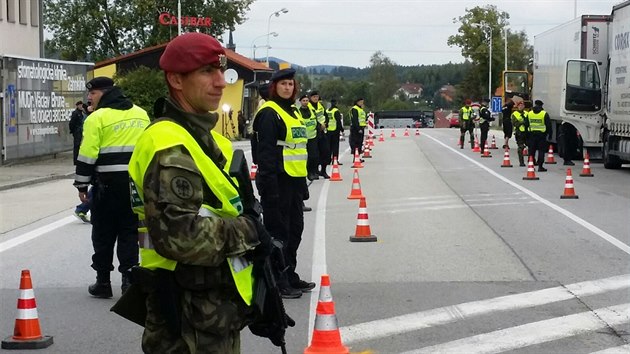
[{"left": 170, "top": 176, "right": 194, "bottom": 200}]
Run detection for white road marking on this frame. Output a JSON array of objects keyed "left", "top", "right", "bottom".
[
  {"left": 423, "top": 132, "right": 630, "bottom": 255},
  {"left": 591, "top": 344, "right": 630, "bottom": 354},
  {"left": 401, "top": 303, "right": 630, "bottom": 354},
  {"left": 340, "top": 274, "right": 630, "bottom": 344},
  {"left": 0, "top": 215, "right": 75, "bottom": 253}
]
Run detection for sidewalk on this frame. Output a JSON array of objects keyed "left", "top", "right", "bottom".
[{"left": 0, "top": 151, "right": 75, "bottom": 191}]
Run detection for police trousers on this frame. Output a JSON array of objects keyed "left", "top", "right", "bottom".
[
  {"left": 327, "top": 130, "right": 341, "bottom": 161},
  {"left": 90, "top": 182, "right": 139, "bottom": 277}
]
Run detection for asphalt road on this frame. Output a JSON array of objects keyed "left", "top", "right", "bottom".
[{"left": 1, "top": 129, "right": 628, "bottom": 353}]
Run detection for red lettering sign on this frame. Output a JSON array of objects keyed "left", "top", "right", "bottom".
[{"left": 157, "top": 13, "right": 212, "bottom": 28}]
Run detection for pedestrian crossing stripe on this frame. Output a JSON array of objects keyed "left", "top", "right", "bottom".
[{"left": 340, "top": 274, "right": 630, "bottom": 344}]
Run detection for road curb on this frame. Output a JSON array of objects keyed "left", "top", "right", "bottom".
[{"left": 0, "top": 172, "right": 75, "bottom": 192}]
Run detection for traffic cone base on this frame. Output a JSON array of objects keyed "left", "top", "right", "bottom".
[
  {"left": 480, "top": 143, "right": 492, "bottom": 158},
  {"left": 349, "top": 234, "right": 378, "bottom": 242},
  {"left": 561, "top": 168, "right": 579, "bottom": 199},
  {"left": 304, "top": 275, "right": 349, "bottom": 354},
  {"left": 2, "top": 270, "right": 53, "bottom": 350}
]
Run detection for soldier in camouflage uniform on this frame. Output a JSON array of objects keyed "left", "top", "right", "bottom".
[{"left": 127, "top": 33, "right": 271, "bottom": 353}]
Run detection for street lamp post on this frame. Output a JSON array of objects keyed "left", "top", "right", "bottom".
[
  {"left": 251, "top": 32, "right": 277, "bottom": 59},
  {"left": 266, "top": 8, "right": 288, "bottom": 66},
  {"left": 504, "top": 27, "right": 508, "bottom": 72},
  {"left": 177, "top": 0, "right": 182, "bottom": 35}
]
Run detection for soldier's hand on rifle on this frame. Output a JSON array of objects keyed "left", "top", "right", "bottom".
[{"left": 242, "top": 214, "right": 273, "bottom": 260}]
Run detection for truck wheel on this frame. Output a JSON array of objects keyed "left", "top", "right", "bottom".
[{"left": 603, "top": 133, "right": 622, "bottom": 169}]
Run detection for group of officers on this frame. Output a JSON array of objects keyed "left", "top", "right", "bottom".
[
  {"left": 72, "top": 32, "right": 368, "bottom": 353},
  {"left": 459, "top": 97, "right": 576, "bottom": 172}
]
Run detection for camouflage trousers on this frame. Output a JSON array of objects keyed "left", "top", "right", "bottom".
[{"left": 142, "top": 289, "right": 248, "bottom": 354}]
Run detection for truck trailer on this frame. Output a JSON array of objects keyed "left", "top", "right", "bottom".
[{"left": 532, "top": 1, "right": 630, "bottom": 168}]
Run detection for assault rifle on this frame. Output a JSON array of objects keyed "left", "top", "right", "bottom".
[{"left": 229, "top": 149, "right": 294, "bottom": 354}]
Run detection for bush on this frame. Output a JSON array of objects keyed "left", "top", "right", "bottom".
[{"left": 114, "top": 66, "right": 167, "bottom": 119}]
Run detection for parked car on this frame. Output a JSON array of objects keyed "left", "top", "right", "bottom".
[{"left": 449, "top": 113, "right": 460, "bottom": 128}]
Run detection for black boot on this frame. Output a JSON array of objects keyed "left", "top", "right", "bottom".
[
  {"left": 89, "top": 273, "right": 112, "bottom": 298},
  {"left": 319, "top": 167, "right": 330, "bottom": 179}
]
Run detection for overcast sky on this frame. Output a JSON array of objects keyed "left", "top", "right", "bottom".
[{"left": 224, "top": 0, "right": 623, "bottom": 68}]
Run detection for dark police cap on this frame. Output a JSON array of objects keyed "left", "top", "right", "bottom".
[
  {"left": 160, "top": 33, "right": 227, "bottom": 73},
  {"left": 86, "top": 77, "right": 114, "bottom": 90},
  {"left": 309, "top": 90, "right": 319, "bottom": 97},
  {"left": 535, "top": 100, "right": 544, "bottom": 106},
  {"left": 330, "top": 99, "right": 337, "bottom": 104},
  {"left": 299, "top": 94, "right": 308, "bottom": 100},
  {"left": 270, "top": 68, "right": 296, "bottom": 82}
]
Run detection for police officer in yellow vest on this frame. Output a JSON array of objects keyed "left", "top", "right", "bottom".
[
  {"left": 308, "top": 91, "right": 331, "bottom": 179},
  {"left": 127, "top": 33, "right": 272, "bottom": 353},
  {"left": 297, "top": 94, "right": 320, "bottom": 180},
  {"left": 73, "top": 76, "right": 149, "bottom": 299},
  {"left": 526, "top": 100, "right": 553, "bottom": 172},
  {"left": 252, "top": 68, "right": 316, "bottom": 299},
  {"left": 459, "top": 99, "right": 474, "bottom": 149},
  {"left": 511, "top": 100, "right": 529, "bottom": 166},
  {"left": 349, "top": 98, "right": 367, "bottom": 158},
  {"left": 326, "top": 99, "right": 344, "bottom": 165}
]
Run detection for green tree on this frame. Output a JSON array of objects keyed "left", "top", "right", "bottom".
[
  {"left": 114, "top": 66, "right": 167, "bottom": 119},
  {"left": 368, "top": 51, "right": 399, "bottom": 109},
  {"left": 447, "top": 5, "right": 532, "bottom": 99},
  {"left": 44, "top": 0, "right": 253, "bottom": 61},
  {"left": 318, "top": 79, "right": 348, "bottom": 103}
]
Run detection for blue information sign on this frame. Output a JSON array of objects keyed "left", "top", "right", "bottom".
[{"left": 491, "top": 96, "right": 502, "bottom": 113}]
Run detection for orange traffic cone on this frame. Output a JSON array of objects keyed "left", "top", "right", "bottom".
[
  {"left": 378, "top": 132, "right": 385, "bottom": 142},
  {"left": 349, "top": 197, "right": 377, "bottom": 242},
  {"left": 415, "top": 129, "right": 420, "bottom": 136},
  {"left": 2, "top": 270, "right": 53, "bottom": 349},
  {"left": 472, "top": 137, "right": 481, "bottom": 152},
  {"left": 304, "top": 275, "right": 349, "bottom": 354},
  {"left": 579, "top": 152, "right": 594, "bottom": 177},
  {"left": 368, "top": 135, "right": 375, "bottom": 147},
  {"left": 490, "top": 135, "right": 498, "bottom": 149},
  {"left": 250, "top": 164, "right": 257, "bottom": 180},
  {"left": 347, "top": 169, "right": 365, "bottom": 200},
  {"left": 403, "top": 128, "right": 410, "bottom": 137},
  {"left": 561, "top": 168, "right": 579, "bottom": 199},
  {"left": 352, "top": 149, "right": 364, "bottom": 168},
  {"left": 390, "top": 129, "right": 396, "bottom": 138},
  {"left": 330, "top": 159, "right": 343, "bottom": 182},
  {"left": 522, "top": 156, "right": 540, "bottom": 180},
  {"left": 481, "top": 142, "right": 492, "bottom": 158},
  {"left": 501, "top": 149, "right": 513, "bottom": 168},
  {"left": 362, "top": 146, "right": 372, "bottom": 158},
  {"left": 545, "top": 145, "right": 557, "bottom": 164}
]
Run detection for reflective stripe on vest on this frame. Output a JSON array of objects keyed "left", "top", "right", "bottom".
[
  {"left": 309, "top": 101, "right": 326, "bottom": 125},
  {"left": 512, "top": 111, "right": 526, "bottom": 132},
  {"left": 259, "top": 101, "right": 308, "bottom": 177},
  {"left": 461, "top": 106, "right": 472, "bottom": 120},
  {"left": 528, "top": 110, "right": 547, "bottom": 132},
  {"left": 128, "top": 120, "right": 253, "bottom": 305},
  {"left": 326, "top": 108, "right": 338, "bottom": 131}
]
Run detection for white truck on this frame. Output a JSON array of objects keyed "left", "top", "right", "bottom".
[{"left": 532, "top": 1, "right": 630, "bottom": 168}]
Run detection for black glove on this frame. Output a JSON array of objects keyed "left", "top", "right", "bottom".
[
  {"left": 243, "top": 214, "right": 273, "bottom": 260},
  {"left": 249, "top": 313, "right": 295, "bottom": 347}
]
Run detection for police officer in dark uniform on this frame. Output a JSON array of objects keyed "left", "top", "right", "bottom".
[
  {"left": 252, "top": 68, "right": 316, "bottom": 299},
  {"left": 74, "top": 77, "right": 150, "bottom": 298},
  {"left": 526, "top": 99, "right": 553, "bottom": 171},
  {"left": 478, "top": 98, "right": 494, "bottom": 154},
  {"left": 326, "top": 99, "right": 344, "bottom": 165}
]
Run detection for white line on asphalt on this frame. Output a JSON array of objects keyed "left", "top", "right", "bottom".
[
  {"left": 590, "top": 344, "right": 630, "bottom": 354},
  {"left": 340, "top": 273, "right": 630, "bottom": 344},
  {"left": 0, "top": 215, "right": 75, "bottom": 253},
  {"left": 375, "top": 200, "right": 539, "bottom": 214},
  {"left": 422, "top": 132, "right": 630, "bottom": 255},
  {"left": 401, "top": 303, "right": 630, "bottom": 354}
]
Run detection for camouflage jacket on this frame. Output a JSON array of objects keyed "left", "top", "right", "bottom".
[{"left": 143, "top": 98, "right": 258, "bottom": 332}]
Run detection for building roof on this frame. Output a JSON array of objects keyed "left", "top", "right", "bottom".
[
  {"left": 94, "top": 42, "right": 272, "bottom": 72},
  {"left": 399, "top": 83, "right": 423, "bottom": 94}
]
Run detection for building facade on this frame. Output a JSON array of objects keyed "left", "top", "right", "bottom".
[{"left": 0, "top": 0, "right": 42, "bottom": 57}]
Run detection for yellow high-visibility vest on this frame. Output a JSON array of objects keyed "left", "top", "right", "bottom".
[
  {"left": 128, "top": 120, "right": 254, "bottom": 305},
  {"left": 512, "top": 111, "right": 527, "bottom": 132},
  {"left": 326, "top": 108, "right": 338, "bottom": 131},
  {"left": 527, "top": 110, "right": 547, "bottom": 132},
  {"left": 461, "top": 106, "right": 472, "bottom": 121}
]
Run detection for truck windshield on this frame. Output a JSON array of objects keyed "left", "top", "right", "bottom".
[
  {"left": 565, "top": 60, "right": 601, "bottom": 112},
  {"left": 503, "top": 72, "right": 530, "bottom": 101}
]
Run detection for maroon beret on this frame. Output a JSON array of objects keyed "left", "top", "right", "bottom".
[{"left": 159, "top": 33, "right": 227, "bottom": 73}]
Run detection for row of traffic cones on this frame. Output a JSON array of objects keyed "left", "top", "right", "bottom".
[{"left": 520, "top": 155, "right": 580, "bottom": 198}]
